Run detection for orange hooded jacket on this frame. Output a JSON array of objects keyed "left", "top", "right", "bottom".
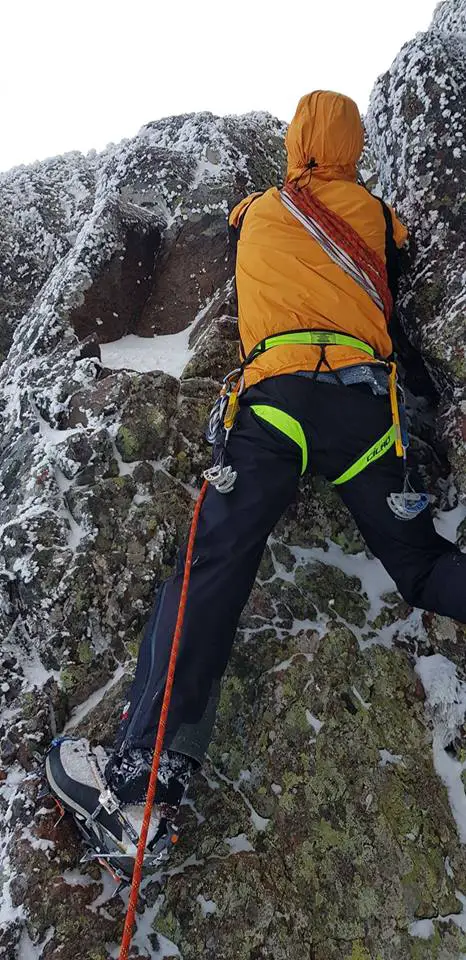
[{"left": 229, "top": 91, "right": 408, "bottom": 389}]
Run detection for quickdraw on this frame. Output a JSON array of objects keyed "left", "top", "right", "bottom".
[
  {"left": 204, "top": 367, "right": 244, "bottom": 493},
  {"left": 385, "top": 363, "right": 429, "bottom": 520}
]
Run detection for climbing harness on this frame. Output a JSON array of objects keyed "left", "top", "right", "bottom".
[
  {"left": 204, "top": 329, "right": 381, "bottom": 493},
  {"left": 204, "top": 328, "right": 402, "bottom": 492},
  {"left": 118, "top": 480, "right": 208, "bottom": 960},
  {"left": 204, "top": 328, "right": 428, "bottom": 517}
]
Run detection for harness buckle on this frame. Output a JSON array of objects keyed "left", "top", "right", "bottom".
[{"left": 98, "top": 788, "right": 120, "bottom": 815}]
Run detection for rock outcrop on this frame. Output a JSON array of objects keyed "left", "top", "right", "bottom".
[
  {"left": 0, "top": 3, "right": 466, "bottom": 959},
  {"left": 366, "top": 0, "right": 466, "bottom": 495}
]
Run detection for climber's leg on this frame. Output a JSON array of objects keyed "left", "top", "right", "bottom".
[
  {"left": 337, "top": 447, "right": 466, "bottom": 621},
  {"left": 305, "top": 379, "right": 466, "bottom": 622},
  {"left": 45, "top": 380, "right": 302, "bottom": 867},
  {"left": 109, "top": 380, "right": 302, "bottom": 788}
]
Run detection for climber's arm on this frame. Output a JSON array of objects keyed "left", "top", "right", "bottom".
[{"left": 228, "top": 192, "right": 264, "bottom": 252}]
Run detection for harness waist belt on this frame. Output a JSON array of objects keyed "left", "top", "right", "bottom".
[{"left": 243, "top": 329, "right": 380, "bottom": 368}]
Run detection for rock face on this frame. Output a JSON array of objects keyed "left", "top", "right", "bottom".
[
  {"left": 365, "top": 0, "right": 466, "bottom": 495},
  {"left": 1, "top": 4, "right": 466, "bottom": 959}
]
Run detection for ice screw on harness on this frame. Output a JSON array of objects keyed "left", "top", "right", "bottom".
[{"left": 118, "top": 480, "right": 208, "bottom": 960}]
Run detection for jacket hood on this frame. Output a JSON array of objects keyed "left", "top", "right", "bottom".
[{"left": 285, "top": 91, "right": 364, "bottom": 183}]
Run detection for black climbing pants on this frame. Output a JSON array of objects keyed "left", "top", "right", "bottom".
[{"left": 115, "top": 375, "right": 466, "bottom": 764}]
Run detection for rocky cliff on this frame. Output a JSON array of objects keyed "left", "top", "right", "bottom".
[{"left": 0, "top": 2, "right": 465, "bottom": 958}]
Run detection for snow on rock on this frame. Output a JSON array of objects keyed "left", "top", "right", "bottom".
[
  {"left": 416, "top": 654, "right": 466, "bottom": 748},
  {"left": 415, "top": 654, "right": 466, "bottom": 845},
  {"left": 0, "top": 109, "right": 287, "bottom": 960}
]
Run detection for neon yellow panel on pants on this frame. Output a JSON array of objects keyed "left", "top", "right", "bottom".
[
  {"left": 251, "top": 404, "right": 308, "bottom": 475},
  {"left": 251, "top": 404, "right": 396, "bottom": 485}
]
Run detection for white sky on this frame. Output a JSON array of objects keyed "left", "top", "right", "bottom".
[{"left": 1, "top": 0, "right": 438, "bottom": 173}]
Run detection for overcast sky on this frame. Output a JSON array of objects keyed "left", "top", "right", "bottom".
[{"left": 1, "top": 0, "right": 438, "bottom": 173}]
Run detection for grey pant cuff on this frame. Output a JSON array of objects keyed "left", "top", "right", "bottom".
[{"left": 165, "top": 682, "right": 221, "bottom": 766}]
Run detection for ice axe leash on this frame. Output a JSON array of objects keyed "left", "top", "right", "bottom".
[{"left": 118, "top": 479, "right": 209, "bottom": 960}]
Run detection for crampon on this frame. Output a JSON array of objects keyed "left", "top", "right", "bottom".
[{"left": 40, "top": 736, "right": 180, "bottom": 890}]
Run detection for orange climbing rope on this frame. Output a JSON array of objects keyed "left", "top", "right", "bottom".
[
  {"left": 119, "top": 479, "right": 209, "bottom": 960},
  {"left": 285, "top": 182, "right": 393, "bottom": 323}
]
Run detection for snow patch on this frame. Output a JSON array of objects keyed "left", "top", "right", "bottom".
[
  {"left": 64, "top": 662, "right": 126, "bottom": 732},
  {"left": 351, "top": 686, "right": 371, "bottom": 710},
  {"left": 224, "top": 833, "right": 255, "bottom": 854},
  {"left": 379, "top": 749, "right": 404, "bottom": 767},
  {"left": 99, "top": 328, "right": 194, "bottom": 378},
  {"left": 196, "top": 894, "right": 217, "bottom": 916},
  {"left": 409, "top": 918, "right": 435, "bottom": 939},
  {"left": 416, "top": 654, "right": 466, "bottom": 747},
  {"left": 306, "top": 710, "right": 324, "bottom": 733},
  {"left": 416, "top": 655, "right": 466, "bottom": 842},
  {"left": 434, "top": 502, "right": 466, "bottom": 543}
]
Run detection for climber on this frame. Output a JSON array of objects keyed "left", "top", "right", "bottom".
[{"left": 45, "top": 91, "right": 466, "bottom": 876}]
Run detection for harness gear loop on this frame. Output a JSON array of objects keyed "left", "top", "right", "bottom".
[
  {"left": 119, "top": 481, "right": 209, "bottom": 960},
  {"left": 204, "top": 369, "right": 245, "bottom": 494}
]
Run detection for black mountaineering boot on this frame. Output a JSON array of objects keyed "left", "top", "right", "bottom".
[{"left": 45, "top": 737, "right": 192, "bottom": 879}]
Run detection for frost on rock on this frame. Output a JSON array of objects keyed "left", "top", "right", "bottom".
[
  {"left": 1, "top": 19, "right": 466, "bottom": 960},
  {"left": 366, "top": 0, "right": 466, "bottom": 495}
]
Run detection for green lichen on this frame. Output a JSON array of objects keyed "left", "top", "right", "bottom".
[
  {"left": 155, "top": 910, "right": 182, "bottom": 943},
  {"left": 112, "top": 474, "right": 128, "bottom": 488},
  {"left": 77, "top": 640, "right": 92, "bottom": 664},
  {"left": 115, "top": 425, "right": 141, "bottom": 461},
  {"left": 345, "top": 943, "right": 373, "bottom": 960},
  {"left": 60, "top": 667, "right": 76, "bottom": 693}
]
